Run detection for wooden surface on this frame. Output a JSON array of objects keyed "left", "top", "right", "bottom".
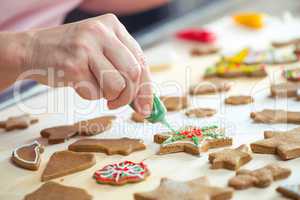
[{"left": 1, "top": 17, "right": 300, "bottom": 200}]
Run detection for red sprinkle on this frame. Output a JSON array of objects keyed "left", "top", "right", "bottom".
[{"left": 180, "top": 128, "right": 202, "bottom": 138}]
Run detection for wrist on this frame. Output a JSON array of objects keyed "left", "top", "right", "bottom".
[{"left": 0, "top": 31, "right": 34, "bottom": 76}]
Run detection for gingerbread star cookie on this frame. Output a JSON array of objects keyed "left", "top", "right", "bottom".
[
  {"left": 11, "top": 141, "right": 44, "bottom": 170},
  {"left": 189, "top": 80, "right": 231, "bottom": 95},
  {"left": 277, "top": 184, "right": 300, "bottom": 200},
  {"left": 209, "top": 145, "right": 252, "bottom": 170},
  {"left": 75, "top": 115, "right": 116, "bottom": 136},
  {"left": 251, "top": 127, "right": 300, "bottom": 160},
  {"left": 250, "top": 109, "right": 300, "bottom": 124},
  {"left": 160, "top": 96, "right": 189, "bottom": 111},
  {"left": 41, "top": 125, "right": 78, "bottom": 144},
  {"left": 185, "top": 108, "right": 216, "bottom": 118},
  {"left": 271, "top": 82, "right": 300, "bottom": 97},
  {"left": 69, "top": 138, "right": 146, "bottom": 155},
  {"left": 283, "top": 68, "right": 300, "bottom": 82},
  {"left": 41, "top": 150, "right": 96, "bottom": 181},
  {"left": 228, "top": 164, "right": 291, "bottom": 190},
  {"left": 0, "top": 114, "right": 38, "bottom": 131},
  {"left": 24, "top": 182, "right": 92, "bottom": 200},
  {"left": 154, "top": 126, "right": 232, "bottom": 155},
  {"left": 94, "top": 160, "right": 150, "bottom": 185},
  {"left": 225, "top": 95, "right": 254, "bottom": 105},
  {"left": 134, "top": 176, "right": 233, "bottom": 200},
  {"left": 131, "top": 112, "right": 146, "bottom": 123}
]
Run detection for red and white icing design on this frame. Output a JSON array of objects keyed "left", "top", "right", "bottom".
[
  {"left": 94, "top": 161, "right": 148, "bottom": 184},
  {"left": 12, "top": 141, "right": 42, "bottom": 164}
]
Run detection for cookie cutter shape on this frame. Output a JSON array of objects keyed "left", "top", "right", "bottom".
[
  {"left": 24, "top": 182, "right": 92, "bottom": 200},
  {"left": 12, "top": 141, "right": 44, "bottom": 170},
  {"left": 134, "top": 176, "right": 233, "bottom": 200},
  {"left": 69, "top": 138, "right": 146, "bottom": 155},
  {"left": 225, "top": 95, "right": 254, "bottom": 105},
  {"left": 209, "top": 144, "right": 252, "bottom": 170},
  {"left": 185, "top": 108, "right": 217, "bottom": 118},
  {"left": 250, "top": 109, "right": 300, "bottom": 124},
  {"left": 41, "top": 150, "right": 96, "bottom": 181},
  {"left": 228, "top": 164, "right": 291, "bottom": 190},
  {"left": 0, "top": 114, "right": 38, "bottom": 131},
  {"left": 251, "top": 127, "right": 300, "bottom": 160},
  {"left": 160, "top": 96, "right": 189, "bottom": 111}
]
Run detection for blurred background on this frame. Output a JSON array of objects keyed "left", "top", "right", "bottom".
[{"left": 65, "top": 0, "right": 300, "bottom": 47}]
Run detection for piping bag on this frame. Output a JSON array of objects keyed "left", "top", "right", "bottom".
[{"left": 130, "top": 94, "right": 177, "bottom": 133}]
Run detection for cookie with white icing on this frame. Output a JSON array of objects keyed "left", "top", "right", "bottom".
[{"left": 12, "top": 141, "right": 44, "bottom": 170}]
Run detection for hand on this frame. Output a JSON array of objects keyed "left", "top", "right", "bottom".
[{"left": 23, "top": 14, "right": 153, "bottom": 116}]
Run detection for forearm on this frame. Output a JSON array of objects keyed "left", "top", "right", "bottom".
[
  {"left": 79, "top": 0, "right": 169, "bottom": 15},
  {"left": 0, "top": 32, "right": 31, "bottom": 91}
]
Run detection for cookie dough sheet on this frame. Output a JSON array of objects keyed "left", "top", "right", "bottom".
[{"left": 1, "top": 16, "right": 300, "bottom": 200}]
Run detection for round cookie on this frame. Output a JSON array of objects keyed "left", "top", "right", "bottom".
[
  {"left": 225, "top": 95, "right": 254, "bottom": 105},
  {"left": 185, "top": 108, "right": 216, "bottom": 118},
  {"left": 131, "top": 112, "right": 146, "bottom": 123}
]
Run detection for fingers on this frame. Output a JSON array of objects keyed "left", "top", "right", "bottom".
[
  {"left": 132, "top": 66, "right": 153, "bottom": 116},
  {"left": 114, "top": 21, "right": 147, "bottom": 70},
  {"left": 107, "top": 77, "right": 136, "bottom": 110},
  {"left": 74, "top": 70, "right": 103, "bottom": 100},
  {"left": 89, "top": 54, "right": 126, "bottom": 101},
  {"left": 103, "top": 34, "right": 141, "bottom": 82}
]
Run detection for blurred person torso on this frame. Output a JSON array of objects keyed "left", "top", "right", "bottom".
[{"left": 0, "top": 0, "right": 81, "bottom": 31}]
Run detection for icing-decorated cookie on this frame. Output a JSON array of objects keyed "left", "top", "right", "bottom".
[
  {"left": 94, "top": 161, "right": 150, "bottom": 185},
  {"left": 75, "top": 115, "right": 116, "bottom": 136},
  {"left": 225, "top": 95, "right": 254, "bottom": 105},
  {"left": 131, "top": 112, "right": 146, "bottom": 123},
  {"left": 209, "top": 145, "right": 252, "bottom": 170},
  {"left": 271, "top": 82, "right": 300, "bottom": 97},
  {"left": 251, "top": 127, "right": 300, "bottom": 160},
  {"left": 0, "top": 114, "right": 38, "bottom": 131},
  {"left": 185, "top": 108, "right": 216, "bottom": 118},
  {"left": 69, "top": 138, "right": 146, "bottom": 155},
  {"left": 41, "top": 150, "right": 96, "bottom": 181},
  {"left": 154, "top": 126, "right": 232, "bottom": 155},
  {"left": 41, "top": 125, "right": 78, "bottom": 144},
  {"left": 204, "top": 61, "right": 267, "bottom": 79},
  {"left": 24, "top": 182, "right": 92, "bottom": 200},
  {"left": 134, "top": 176, "right": 233, "bottom": 200},
  {"left": 228, "top": 164, "right": 291, "bottom": 190},
  {"left": 224, "top": 48, "right": 298, "bottom": 65},
  {"left": 160, "top": 96, "right": 189, "bottom": 111},
  {"left": 250, "top": 109, "right": 300, "bottom": 124},
  {"left": 189, "top": 80, "right": 231, "bottom": 95},
  {"left": 12, "top": 141, "right": 44, "bottom": 170},
  {"left": 277, "top": 184, "right": 300, "bottom": 200},
  {"left": 283, "top": 68, "right": 300, "bottom": 82}
]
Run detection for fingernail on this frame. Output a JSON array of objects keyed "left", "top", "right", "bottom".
[{"left": 142, "top": 104, "right": 152, "bottom": 117}]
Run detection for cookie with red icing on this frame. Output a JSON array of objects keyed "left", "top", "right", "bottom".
[{"left": 94, "top": 161, "right": 150, "bottom": 185}]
